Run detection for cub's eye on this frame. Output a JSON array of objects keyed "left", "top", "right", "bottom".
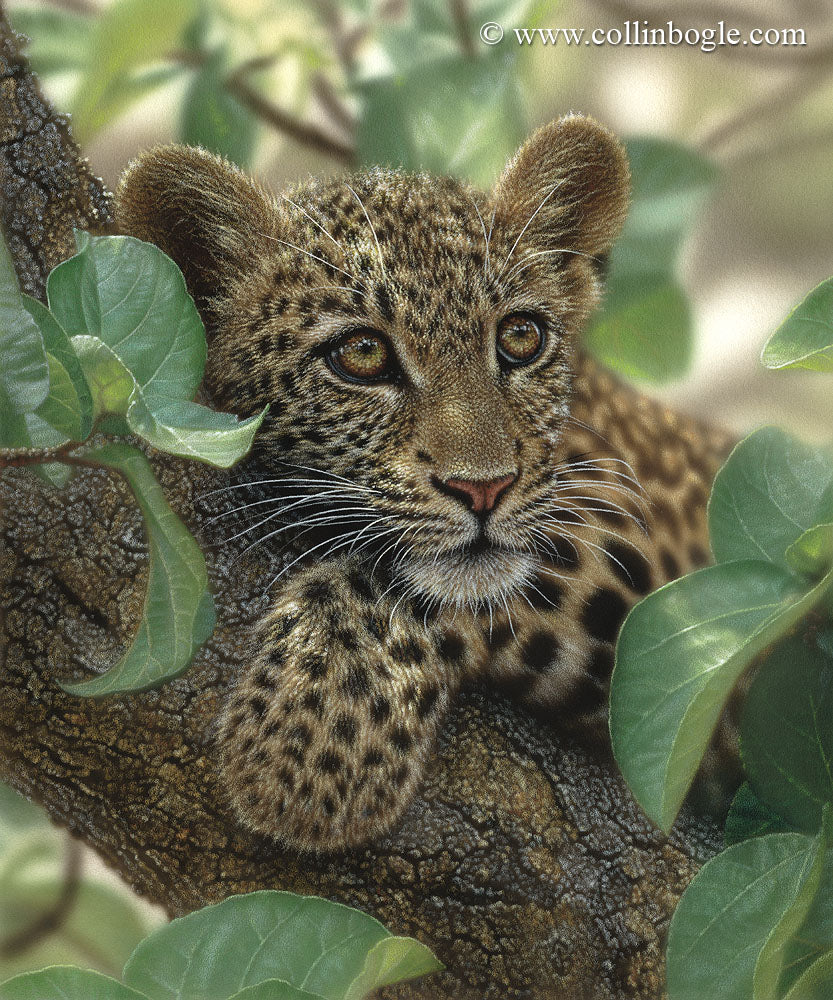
[
  {"left": 326, "top": 329, "right": 394, "bottom": 383},
  {"left": 496, "top": 313, "right": 545, "bottom": 367}
]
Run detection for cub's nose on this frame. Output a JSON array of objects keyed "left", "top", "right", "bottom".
[{"left": 433, "top": 473, "right": 517, "bottom": 515}]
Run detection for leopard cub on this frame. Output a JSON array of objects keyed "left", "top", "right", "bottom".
[{"left": 116, "top": 115, "right": 730, "bottom": 850}]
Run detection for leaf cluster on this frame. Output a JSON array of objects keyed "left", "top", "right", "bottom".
[
  {"left": 0, "top": 891, "right": 441, "bottom": 1000},
  {"left": 0, "top": 229, "right": 266, "bottom": 696},
  {"left": 610, "top": 280, "right": 833, "bottom": 999}
]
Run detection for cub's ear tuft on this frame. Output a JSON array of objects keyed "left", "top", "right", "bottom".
[
  {"left": 493, "top": 114, "right": 630, "bottom": 260},
  {"left": 116, "top": 145, "right": 275, "bottom": 323}
]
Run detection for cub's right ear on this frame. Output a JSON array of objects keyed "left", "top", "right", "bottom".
[{"left": 116, "top": 145, "right": 275, "bottom": 323}]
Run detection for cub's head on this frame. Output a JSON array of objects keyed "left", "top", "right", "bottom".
[{"left": 117, "top": 115, "right": 629, "bottom": 612}]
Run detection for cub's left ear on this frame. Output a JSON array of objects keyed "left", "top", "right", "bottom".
[{"left": 493, "top": 114, "right": 630, "bottom": 259}]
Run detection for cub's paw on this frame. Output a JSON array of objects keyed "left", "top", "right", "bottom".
[{"left": 215, "top": 563, "right": 463, "bottom": 851}]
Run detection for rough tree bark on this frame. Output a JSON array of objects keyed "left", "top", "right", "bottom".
[{"left": 0, "top": 12, "right": 720, "bottom": 998}]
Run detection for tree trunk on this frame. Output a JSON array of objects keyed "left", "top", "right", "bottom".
[{"left": 0, "top": 11, "right": 719, "bottom": 997}]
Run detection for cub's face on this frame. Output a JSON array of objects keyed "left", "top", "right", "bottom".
[{"left": 117, "top": 116, "right": 630, "bottom": 611}]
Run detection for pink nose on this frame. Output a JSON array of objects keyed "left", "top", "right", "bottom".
[{"left": 439, "top": 473, "right": 517, "bottom": 515}]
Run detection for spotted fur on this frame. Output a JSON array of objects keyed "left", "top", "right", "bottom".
[{"left": 116, "top": 116, "right": 733, "bottom": 851}]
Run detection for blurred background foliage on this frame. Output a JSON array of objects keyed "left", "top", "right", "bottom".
[{"left": 3, "top": 0, "right": 833, "bottom": 981}]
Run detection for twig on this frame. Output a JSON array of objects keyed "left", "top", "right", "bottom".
[
  {"left": 449, "top": 0, "right": 476, "bottom": 59},
  {"left": 699, "top": 65, "right": 833, "bottom": 154},
  {"left": 40, "top": 0, "right": 97, "bottom": 15},
  {"left": 0, "top": 442, "right": 80, "bottom": 469},
  {"left": 225, "top": 58, "right": 355, "bottom": 166},
  {"left": 311, "top": 73, "right": 356, "bottom": 136},
  {"left": 0, "top": 838, "right": 82, "bottom": 958}
]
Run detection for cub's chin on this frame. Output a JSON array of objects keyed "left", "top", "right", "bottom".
[{"left": 396, "top": 544, "right": 538, "bottom": 612}]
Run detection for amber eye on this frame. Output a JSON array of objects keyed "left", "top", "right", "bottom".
[
  {"left": 326, "top": 330, "right": 394, "bottom": 383},
  {"left": 496, "top": 313, "right": 545, "bottom": 367}
]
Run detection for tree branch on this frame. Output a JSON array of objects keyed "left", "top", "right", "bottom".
[
  {"left": 0, "top": 10, "right": 721, "bottom": 997},
  {"left": 224, "top": 57, "right": 355, "bottom": 166},
  {"left": 0, "top": 839, "right": 82, "bottom": 958}
]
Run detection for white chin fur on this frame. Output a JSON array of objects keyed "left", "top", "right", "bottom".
[{"left": 398, "top": 548, "right": 538, "bottom": 611}]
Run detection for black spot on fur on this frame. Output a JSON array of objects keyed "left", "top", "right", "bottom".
[
  {"left": 689, "top": 543, "right": 709, "bottom": 567},
  {"left": 416, "top": 684, "right": 440, "bottom": 719},
  {"left": 316, "top": 751, "right": 343, "bottom": 774},
  {"left": 248, "top": 696, "right": 267, "bottom": 719},
  {"left": 375, "top": 284, "right": 394, "bottom": 322},
  {"left": 347, "top": 569, "right": 375, "bottom": 600},
  {"left": 554, "top": 676, "right": 606, "bottom": 718},
  {"left": 388, "top": 638, "right": 424, "bottom": 664},
  {"left": 582, "top": 588, "right": 629, "bottom": 644},
  {"left": 332, "top": 714, "right": 357, "bottom": 746},
  {"left": 254, "top": 669, "right": 277, "bottom": 691},
  {"left": 303, "top": 579, "right": 333, "bottom": 604},
  {"left": 485, "top": 621, "right": 513, "bottom": 649},
  {"left": 322, "top": 795, "right": 336, "bottom": 816},
  {"left": 390, "top": 725, "right": 412, "bottom": 754},
  {"left": 288, "top": 723, "right": 311, "bottom": 747},
  {"left": 363, "top": 748, "right": 385, "bottom": 768},
  {"left": 529, "top": 576, "right": 564, "bottom": 610},
  {"left": 661, "top": 549, "right": 680, "bottom": 580},
  {"left": 437, "top": 632, "right": 465, "bottom": 663},
  {"left": 370, "top": 694, "right": 391, "bottom": 724},
  {"left": 523, "top": 631, "right": 560, "bottom": 673},
  {"left": 341, "top": 665, "right": 371, "bottom": 698},
  {"left": 303, "top": 655, "right": 327, "bottom": 680},
  {"left": 267, "top": 647, "right": 284, "bottom": 668},
  {"left": 301, "top": 689, "right": 324, "bottom": 717},
  {"left": 587, "top": 646, "right": 614, "bottom": 680},
  {"left": 394, "top": 764, "right": 409, "bottom": 787},
  {"left": 547, "top": 536, "right": 580, "bottom": 569},
  {"left": 604, "top": 540, "right": 653, "bottom": 594}
]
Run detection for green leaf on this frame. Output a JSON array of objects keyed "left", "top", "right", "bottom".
[
  {"left": 583, "top": 275, "right": 691, "bottom": 383},
  {"left": 72, "top": 335, "right": 265, "bottom": 467},
  {"left": 60, "top": 442, "right": 215, "bottom": 696},
  {"left": 33, "top": 354, "right": 84, "bottom": 443},
  {"left": 753, "top": 816, "right": 829, "bottom": 1000},
  {"left": 780, "top": 848, "right": 833, "bottom": 995},
  {"left": 613, "top": 138, "right": 717, "bottom": 277},
  {"left": 782, "top": 950, "right": 833, "bottom": 1000},
  {"left": 21, "top": 296, "right": 93, "bottom": 440},
  {"left": 586, "top": 139, "right": 716, "bottom": 384},
  {"left": 48, "top": 234, "right": 205, "bottom": 405},
  {"left": 356, "top": 51, "right": 525, "bottom": 186},
  {"left": 666, "top": 833, "right": 819, "bottom": 1000},
  {"left": 709, "top": 427, "right": 833, "bottom": 571},
  {"left": 8, "top": 6, "right": 91, "bottom": 75},
  {"left": 123, "top": 890, "right": 440, "bottom": 1000},
  {"left": 761, "top": 275, "right": 833, "bottom": 372},
  {"left": 343, "top": 936, "right": 443, "bottom": 1000},
  {"left": 610, "top": 560, "right": 833, "bottom": 832},
  {"left": 126, "top": 397, "right": 267, "bottom": 468},
  {"left": 227, "top": 983, "right": 324, "bottom": 1000},
  {"left": 725, "top": 783, "right": 791, "bottom": 846},
  {"left": 742, "top": 639, "right": 833, "bottom": 833},
  {"left": 49, "top": 236, "right": 265, "bottom": 467},
  {"left": 787, "top": 523, "right": 833, "bottom": 578},
  {"left": 0, "top": 230, "right": 49, "bottom": 432},
  {"left": 69, "top": 0, "right": 197, "bottom": 141},
  {"left": 71, "top": 336, "right": 136, "bottom": 422},
  {"left": 180, "top": 49, "right": 258, "bottom": 167},
  {"left": 0, "top": 967, "right": 149, "bottom": 1000}
]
